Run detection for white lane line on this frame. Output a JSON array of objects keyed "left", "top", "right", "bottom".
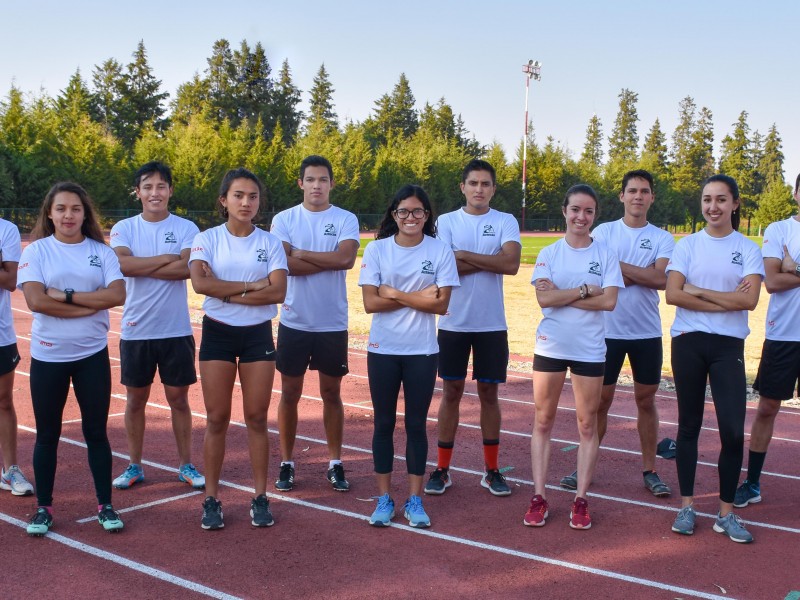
[
  {"left": 0, "top": 511, "right": 241, "bottom": 600},
  {"left": 64, "top": 412, "right": 124, "bottom": 424},
  {"left": 75, "top": 491, "right": 204, "bottom": 523}
]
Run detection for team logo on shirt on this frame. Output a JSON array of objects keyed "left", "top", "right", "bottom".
[
  {"left": 482, "top": 225, "right": 496, "bottom": 237},
  {"left": 324, "top": 224, "right": 337, "bottom": 236},
  {"left": 639, "top": 238, "right": 652, "bottom": 250},
  {"left": 588, "top": 261, "right": 601, "bottom": 276},
  {"left": 731, "top": 251, "right": 743, "bottom": 266},
  {"left": 164, "top": 231, "right": 177, "bottom": 244},
  {"left": 256, "top": 249, "right": 268, "bottom": 262},
  {"left": 421, "top": 260, "right": 435, "bottom": 275},
  {"left": 88, "top": 255, "right": 101, "bottom": 268}
]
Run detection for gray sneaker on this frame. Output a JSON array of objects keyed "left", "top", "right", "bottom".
[
  {"left": 560, "top": 470, "right": 577, "bottom": 490},
  {"left": 713, "top": 512, "right": 753, "bottom": 543},
  {"left": 671, "top": 505, "right": 696, "bottom": 535}
]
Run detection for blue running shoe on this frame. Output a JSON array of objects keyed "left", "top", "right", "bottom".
[
  {"left": 27, "top": 507, "right": 53, "bottom": 536},
  {"left": 98, "top": 504, "right": 124, "bottom": 532},
  {"left": 179, "top": 463, "right": 206, "bottom": 489},
  {"left": 369, "top": 493, "right": 395, "bottom": 527},
  {"left": 713, "top": 512, "right": 753, "bottom": 543},
  {"left": 404, "top": 495, "right": 431, "bottom": 528},
  {"left": 733, "top": 480, "right": 761, "bottom": 508},
  {"left": 671, "top": 505, "right": 696, "bottom": 535},
  {"left": 113, "top": 464, "right": 144, "bottom": 489}
]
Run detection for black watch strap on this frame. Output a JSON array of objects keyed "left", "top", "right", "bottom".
[{"left": 65, "top": 288, "right": 74, "bottom": 304}]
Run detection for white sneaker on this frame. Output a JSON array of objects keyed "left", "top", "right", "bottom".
[{"left": 0, "top": 465, "right": 34, "bottom": 496}]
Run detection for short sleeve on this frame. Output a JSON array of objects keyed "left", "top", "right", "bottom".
[
  {"left": 17, "top": 244, "right": 44, "bottom": 288},
  {"left": 532, "top": 245, "right": 553, "bottom": 284},
  {"left": 761, "top": 222, "right": 783, "bottom": 261},
  {"left": 358, "top": 242, "right": 382, "bottom": 288},
  {"left": 109, "top": 221, "right": 129, "bottom": 250},
  {"left": 189, "top": 230, "right": 211, "bottom": 265},
  {"left": 340, "top": 212, "right": 360, "bottom": 244}
]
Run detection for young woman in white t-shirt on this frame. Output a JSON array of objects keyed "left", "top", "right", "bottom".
[
  {"left": 189, "top": 168, "right": 287, "bottom": 530},
  {"left": 665, "top": 175, "right": 763, "bottom": 543},
  {"left": 18, "top": 182, "right": 126, "bottom": 536},
  {"left": 359, "top": 184, "right": 459, "bottom": 528},
  {"left": 525, "top": 184, "right": 622, "bottom": 530}
]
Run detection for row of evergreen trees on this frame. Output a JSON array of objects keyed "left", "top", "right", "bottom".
[{"left": 0, "top": 40, "right": 794, "bottom": 231}]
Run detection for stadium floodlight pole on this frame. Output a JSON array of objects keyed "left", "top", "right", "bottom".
[{"left": 521, "top": 59, "right": 541, "bottom": 232}]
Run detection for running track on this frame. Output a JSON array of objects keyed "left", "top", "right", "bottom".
[{"left": 1, "top": 293, "right": 799, "bottom": 600}]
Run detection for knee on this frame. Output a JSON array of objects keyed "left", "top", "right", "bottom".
[
  {"left": 756, "top": 398, "right": 780, "bottom": 420},
  {"left": 575, "top": 415, "right": 597, "bottom": 440},
  {"left": 243, "top": 410, "right": 267, "bottom": 431},
  {"left": 634, "top": 395, "right": 657, "bottom": 414},
  {"left": 206, "top": 411, "right": 231, "bottom": 434},
  {"left": 533, "top": 412, "right": 556, "bottom": 434},
  {"left": 320, "top": 390, "right": 343, "bottom": 407}
]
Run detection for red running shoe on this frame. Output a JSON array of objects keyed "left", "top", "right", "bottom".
[
  {"left": 569, "top": 497, "right": 592, "bottom": 530},
  {"left": 523, "top": 494, "right": 549, "bottom": 527}
]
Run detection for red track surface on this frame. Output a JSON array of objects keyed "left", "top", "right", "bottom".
[{"left": 2, "top": 292, "right": 799, "bottom": 600}]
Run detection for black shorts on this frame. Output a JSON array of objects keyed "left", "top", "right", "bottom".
[
  {"left": 0, "top": 343, "right": 20, "bottom": 376},
  {"left": 119, "top": 336, "right": 197, "bottom": 388},
  {"left": 753, "top": 340, "right": 800, "bottom": 401},
  {"left": 276, "top": 323, "right": 348, "bottom": 378},
  {"left": 437, "top": 329, "right": 508, "bottom": 383},
  {"left": 603, "top": 337, "right": 663, "bottom": 386},
  {"left": 533, "top": 354, "right": 605, "bottom": 378},
  {"left": 199, "top": 316, "right": 276, "bottom": 364}
]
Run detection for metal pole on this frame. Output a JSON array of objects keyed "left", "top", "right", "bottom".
[{"left": 522, "top": 75, "right": 530, "bottom": 231}]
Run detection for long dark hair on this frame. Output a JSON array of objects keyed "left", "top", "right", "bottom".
[
  {"left": 376, "top": 184, "right": 437, "bottom": 240},
  {"left": 703, "top": 174, "right": 741, "bottom": 231},
  {"left": 30, "top": 182, "right": 105, "bottom": 243}
]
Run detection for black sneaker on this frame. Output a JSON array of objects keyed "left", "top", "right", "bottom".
[
  {"left": 27, "top": 507, "right": 53, "bottom": 536},
  {"left": 327, "top": 464, "right": 350, "bottom": 492},
  {"left": 644, "top": 471, "right": 671, "bottom": 497},
  {"left": 560, "top": 470, "right": 578, "bottom": 490},
  {"left": 275, "top": 463, "right": 295, "bottom": 492},
  {"left": 201, "top": 496, "right": 224, "bottom": 530},
  {"left": 97, "top": 504, "right": 124, "bottom": 532},
  {"left": 250, "top": 494, "right": 274, "bottom": 527},
  {"left": 481, "top": 469, "right": 512, "bottom": 496},
  {"left": 424, "top": 468, "right": 452, "bottom": 495}
]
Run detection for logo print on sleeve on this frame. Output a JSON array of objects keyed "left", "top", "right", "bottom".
[
  {"left": 324, "top": 224, "right": 337, "bottom": 236},
  {"left": 639, "top": 238, "right": 652, "bottom": 250},
  {"left": 164, "top": 231, "right": 177, "bottom": 244},
  {"left": 421, "top": 260, "right": 435, "bottom": 275},
  {"left": 88, "top": 255, "right": 102, "bottom": 268},
  {"left": 482, "top": 225, "right": 496, "bottom": 237},
  {"left": 588, "top": 261, "right": 601, "bottom": 276},
  {"left": 731, "top": 251, "right": 743, "bottom": 266},
  {"left": 256, "top": 248, "right": 268, "bottom": 263}
]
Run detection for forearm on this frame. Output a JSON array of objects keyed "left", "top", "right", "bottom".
[
  {"left": 691, "top": 288, "right": 758, "bottom": 311},
  {"left": 286, "top": 256, "right": 324, "bottom": 276},
  {"left": 69, "top": 287, "right": 126, "bottom": 310},
  {"left": 536, "top": 287, "right": 586, "bottom": 308},
  {"left": 118, "top": 254, "right": 178, "bottom": 277},
  {"left": 149, "top": 260, "right": 191, "bottom": 280},
  {"left": 455, "top": 250, "right": 520, "bottom": 275},
  {"left": 765, "top": 272, "right": 800, "bottom": 293},
  {"left": 620, "top": 262, "right": 667, "bottom": 290},
  {"left": 0, "top": 270, "right": 16, "bottom": 291},
  {"left": 191, "top": 276, "right": 251, "bottom": 298},
  {"left": 390, "top": 289, "right": 450, "bottom": 315},
  {"left": 226, "top": 285, "right": 286, "bottom": 306},
  {"left": 291, "top": 248, "right": 357, "bottom": 271},
  {"left": 574, "top": 294, "right": 616, "bottom": 311},
  {"left": 362, "top": 287, "right": 403, "bottom": 314},
  {"left": 665, "top": 289, "right": 726, "bottom": 312},
  {"left": 455, "top": 259, "right": 479, "bottom": 276}
]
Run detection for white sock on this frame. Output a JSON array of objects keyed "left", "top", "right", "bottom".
[{"left": 329, "top": 460, "right": 342, "bottom": 469}]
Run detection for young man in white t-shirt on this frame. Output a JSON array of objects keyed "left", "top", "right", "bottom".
[
  {"left": 426, "top": 159, "right": 521, "bottom": 497},
  {"left": 110, "top": 162, "right": 204, "bottom": 491},
  {"left": 560, "top": 170, "right": 674, "bottom": 497},
  {"left": 735, "top": 172, "right": 800, "bottom": 508},
  {"left": 271, "top": 155, "right": 359, "bottom": 492}
]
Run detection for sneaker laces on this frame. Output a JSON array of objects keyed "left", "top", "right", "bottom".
[
  {"left": 430, "top": 468, "right": 447, "bottom": 481},
  {"left": 331, "top": 464, "right": 345, "bottom": 481},
  {"left": 488, "top": 469, "right": 506, "bottom": 484},
  {"left": 375, "top": 494, "right": 392, "bottom": 512},
  {"left": 406, "top": 495, "right": 424, "bottom": 516},
  {"left": 280, "top": 464, "right": 293, "bottom": 478},
  {"left": 529, "top": 495, "right": 546, "bottom": 512},
  {"left": 6, "top": 466, "right": 27, "bottom": 485},
  {"left": 253, "top": 495, "right": 269, "bottom": 510},
  {"left": 123, "top": 464, "right": 140, "bottom": 477},
  {"left": 99, "top": 505, "right": 120, "bottom": 521},
  {"left": 181, "top": 464, "right": 201, "bottom": 478},
  {"left": 31, "top": 508, "right": 50, "bottom": 524},
  {"left": 728, "top": 513, "right": 746, "bottom": 527},
  {"left": 573, "top": 498, "right": 589, "bottom": 517}
]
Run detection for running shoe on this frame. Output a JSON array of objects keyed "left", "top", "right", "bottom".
[
  {"left": 569, "top": 497, "right": 591, "bottom": 530},
  {"left": 0, "top": 465, "right": 34, "bottom": 496},
  {"left": 481, "top": 469, "right": 512, "bottom": 496},
  {"left": 423, "top": 468, "right": 452, "bottom": 495},
  {"left": 523, "top": 494, "right": 549, "bottom": 527},
  {"left": 113, "top": 464, "right": 144, "bottom": 489},
  {"left": 713, "top": 512, "right": 753, "bottom": 543},
  {"left": 26, "top": 508, "right": 53, "bottom": 536},
  {"left": 369, "top": 493, "right": 395, "bottom": 527},
  {"left": 326, "top": 464, "right": 350, "bottom": 492},
  {"left": 250, "top": 494, "right": 275, "bottom": 527},
  {"left": 97, "top": 504, "right": 124, "bottom": 532},
  {"left": 671, "top": 505, "right": 696, "bottom": 535},
  {"left": 275, "top": 463, "right": 295, "bottom": 492},
  {"left": 560, "top": 470, "right": 578, "bottom": 491},
  {"left": 733, "top": 480, "right": 761, "bottom": 508},
  {"left": 201, "top": 496, "right": 224, "bottom": 530},
  {"left": 643, "top": 471, "right": 671, "bottom": 497},
  {"left": 403, "top": 495, "right": 431, "bottom": 528},
  {"left": 178, "top": 463, "right": 206, "bottom": 489}
]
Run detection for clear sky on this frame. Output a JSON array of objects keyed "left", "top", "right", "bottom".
[{"left": 2, "top": 1, "right": 798, "bottom": 186}]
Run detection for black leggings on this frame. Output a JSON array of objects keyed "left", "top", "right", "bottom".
[
  {"left": 30, "top": 347, "right": 113, "bottom": 507},
  {"left": 367, "top": 352, "right": 438, "bottom": 476},
  {"left": 671, "top": 332, "right": 746, "bottom": 504}
]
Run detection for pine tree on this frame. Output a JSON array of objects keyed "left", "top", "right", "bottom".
[
  {"left": 719, "top": 111, "right": 754, "bottom": 219},
  {"left": 641, "top": 119, "right": 668, "bottom": 171},
  {"left": 90, "top": 59, "right": 126, "bottom": 134},
  {"left": 56, "top": 70, "right": 93, "bottom": 126},
  {"left": 233, "top": 41, "right": 273, "bottom": 132},
  {"left": 579, "top": 114, "right": 603, "bottom": 167},
  {"left": 607, "top": 88, "right": 639, "bottom": 165},
  {"left": 759, "top": 124, "right": 785, "bottom": 186},
  {"left": 754, "top": 179, "right": 794, "bottom": 227},
  {"left": 123, "top": 41, "right": 168, "bottom": 138},
  {"left": 272, "top": 59, "right": 303, "bottom": 144},
  {"left": 206, "top": 39, "right": 237, "bottom": 123},
  {"left": 307, "top": 64, "right": 338, "bottom": 132}
]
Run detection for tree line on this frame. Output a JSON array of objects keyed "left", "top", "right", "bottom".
[{"left": 0, "top": 40, "right": 794, "bottom": 232}]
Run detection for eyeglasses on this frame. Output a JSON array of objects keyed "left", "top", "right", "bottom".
[{"left": 393, "top": 208, "right": 428, "bottom": 219}]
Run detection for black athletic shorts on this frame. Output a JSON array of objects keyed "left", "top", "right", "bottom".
[
  {"left": 437, "top": 329, "right": 508, "bottom": 383},
  {"left": 603, "top": 337, "right": 663, "bottom": 386},
  {"left": 120, "top": 335, "right": 197, "bottom": 388},
  {"left": 199, "top": 316, "right": 275, "bottom": 364},
  {"left": 753, "top": 340, "right": 800, "bottom": 401},
  {"left": 533, "top": 353, "right": 605, "bottom": 377},
  {"left": 0, "top": 343, "right": 20, "bottom": 376},
  {"left": 276, "top": 323, "right": 348, "bottom": 378}
]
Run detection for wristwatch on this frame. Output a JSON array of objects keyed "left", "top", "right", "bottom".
[
  {"left": 64, "top": 288, "right": 74, "bottom": 304},
  {"left": 795, "top": 265, "right": 800, "bottom": 278}
]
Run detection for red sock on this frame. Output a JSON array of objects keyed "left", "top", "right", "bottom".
[
  {"left": 483, "top": 441, "right": 500, "bottom": 471},
  {"left": 437, "top": 445, "right": 454, "bottom": 470}
]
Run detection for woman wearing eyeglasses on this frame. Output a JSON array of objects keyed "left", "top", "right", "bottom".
[{"left": 359, "top": 185, "right": 459, "bottom": 528}]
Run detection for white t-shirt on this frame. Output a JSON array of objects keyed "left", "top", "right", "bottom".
[
  {"left": 0, "top": 219, "right": 21, "bottom": 347},
  {"left": 359, "top": 235, "right": 460, "bottom": 355},
  {"left": 761, "top": 217, "right": 800, "bottom": 341},
  {"left": 189, "top": 225, "right": 287, "bottom": 327},
  {"left": 437, "top": 208, "right": 521, "bottom": 332},
  {"left": 110, "top": 213, "right": 199, "bottom": 340},
  {"left": 531, "top": 238, "right": 624, "bottom": 362},
  {"left": 17, "top": 236, "right": 123, "bottom": 362},
  {"left": 271, "top": 204, "right": 359, "bottom": 332},
  {"left": 592, "top": 220, "right": 675, "bottom": 339},
  {"left": 666, "top": 229, "right": 764, "bottom": 339}
]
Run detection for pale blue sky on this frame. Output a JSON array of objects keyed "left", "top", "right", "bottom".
[{"left": 2, "top": 1, "right": 798, "bottom": 185}]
